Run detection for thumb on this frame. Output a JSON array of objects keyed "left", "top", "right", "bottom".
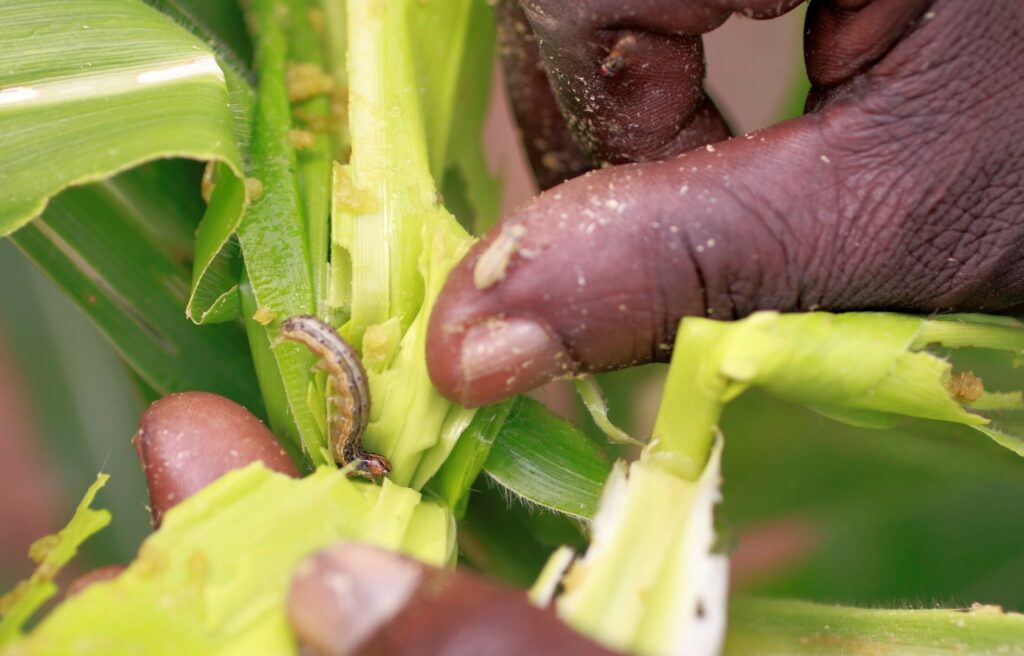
[
  {"left": 427, "top": 0, "right": 1024, "bottom": 407},
  {"left": 427, "top": 131, "right": 809, "bottom": 406}
]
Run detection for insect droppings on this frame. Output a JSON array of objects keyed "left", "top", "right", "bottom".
[
  {"left": 252, "top": 307, "right": 277, "bottom": 326},
  {"left": 285, "top": 62, "right": 334, "bottom": 103},
  {"left": 287, "top": 128, "right": 317, "bottom": 150},
  {"left": 947, "top": 370, "right": 985, "bottom": 404},
  {"left": 245, "top": 177, "right": 265, "bottom": 202},
  {"left": 278, "top": 315, "right": 390, "bottom": 479},
  {"left": 474, "top": 223, "right": 527, "bottom": 290}
]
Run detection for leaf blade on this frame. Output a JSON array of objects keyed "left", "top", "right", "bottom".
[
  {"left": 11, "top": 173, "right": 263, "bottom": 411},
  {"left": 484, "top": 397, "right": 611, "bottom": 521},
  {"left": 0, "top": 0, "right": 246, "bottom": 235}
]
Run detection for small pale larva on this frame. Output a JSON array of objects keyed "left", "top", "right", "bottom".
[
  {"left": 473, "top": 223, "right": 527, "bottom": 290},
  {"left": 278, "top": 315, "right": 390, "bottom": 479}
]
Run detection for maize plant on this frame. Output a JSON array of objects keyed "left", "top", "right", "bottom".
[{"left": 0, "top": 1, "right": 1022, "bottom": 655}]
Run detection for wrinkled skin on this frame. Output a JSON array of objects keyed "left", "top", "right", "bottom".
[
  {"left": 116, "top": 2, "right": 1024, "bottom": 653},
  {"left": 427, "top": 0, "right": 1024, "bottom": 407}
]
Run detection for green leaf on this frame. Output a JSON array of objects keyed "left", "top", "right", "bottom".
[
  {"left": 406, "top": 0, "right": 501, "bottom": 233},
  {"left": 428, "top": 399, "right": 516, "bottom": 515},
  {"left": 10, "top": 173, "right": 264, "bottom": 412},
  {"left": 236, "top": 0, "right": 323, "bottom": 461},
  {"left": 726, "top": 598, "right": 1024, "bottom": 655},
  {"left": 484, "top": 397, "right": 612, "bottom": 521},
  {"left": 0, "top": 0, "right": 257, "bottom": 325},
  {"left": 648, "top": 312, "right": 1024, "bottom": 478},
  {"left": 0, "top": 0, "right": 247, "bottom": 234},
  {"left": 283, "top": 0, "right": 333, "bottom": 313},
  {"left": 0, "top": 475, "right": 110, "bottom": 645},
  {"left": 433, "top": 3, "right": 502, "bottom": 234},
  {"left": 186, "top": 166, "right": 247, "bottom": 324},
  {"left": 9, "top": 465, "right": 453, "bottom": 654}
]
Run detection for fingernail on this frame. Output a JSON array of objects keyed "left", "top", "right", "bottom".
[
  {"left": 287, "top": 543, "right": 423, "bottom": 656},
  {"left": 458, "top": 318, "right": 573, "bottom": 406}
]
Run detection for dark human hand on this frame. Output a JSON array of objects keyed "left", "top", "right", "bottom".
[{"left": 426, "top": 0, "right": 1024, "bottom": 407}]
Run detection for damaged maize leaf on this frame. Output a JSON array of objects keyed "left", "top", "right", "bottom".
[
  {"left": 2, "top": 464, "right": 453, "bottom": 655},
  {"left": 325, "top": 0, "right": 495, "bottom": 487},
  {"left": 540, "top": 311, "right": 1022, "bottom": 656},
  {"left": 549, "top": 441, "right": 729, "bottom": 656},
  {"left": 0, "top": 475, "right": 111, "bottom": 646},
  {"left": 648, "top": 311, "right": 1024, "bottom": 478}
]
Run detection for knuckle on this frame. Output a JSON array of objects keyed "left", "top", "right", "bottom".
[{"left": 812, "top": 1, "right": 1024, "bottom": 310}]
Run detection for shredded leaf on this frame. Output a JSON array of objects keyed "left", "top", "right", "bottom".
[
  {"left": 648, "top": 312, "right": 1024, "bottom": 478},
  {"left": 552, "top": 441, "right": 728, "bottom": 656},
  {"left": 328, "top": 0, "right": 498, "bottom": 486},
  {"left": 0, "top": 474, "right": 111, "bottom": 646},
  {"left": 5, "top": 465, "right": 452, "bottom": 655}
]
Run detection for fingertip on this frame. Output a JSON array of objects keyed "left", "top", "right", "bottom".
[
  {"left": 428, "top": 309, "right": 573, "bottom": 408},
  {"left": 288, "top": 542, "right": 617, "bottom": 656},
  {"left": 287, "top": 543, "right": 424, "bottom": 656},
  {"left": 135, "top": 391, "right": 298, "bottom": 527},
  {"left": 428, "top": 229, "right": 581, "bottom": 407},
  {"left": 427, "top": 173, "right": 676, "bottom": 405}
]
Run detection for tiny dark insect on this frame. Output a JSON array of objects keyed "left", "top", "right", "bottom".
[{"left": 278, "top": 315, "right": 391, "bottom": 479}]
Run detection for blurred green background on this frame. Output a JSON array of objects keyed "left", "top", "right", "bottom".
[
  {"left": 0, "top": 238, "right": 150, "bottom": 581},
  {"left": 2, "top": 3, "right": 1022, "bottom": 614}
]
